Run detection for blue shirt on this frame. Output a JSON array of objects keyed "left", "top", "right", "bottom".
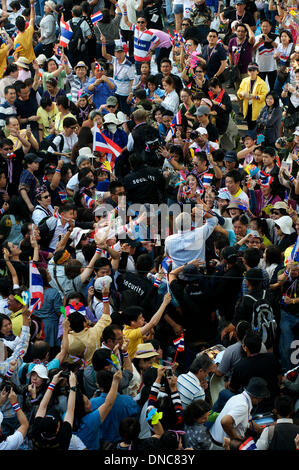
[
  {"left": 76, "top": 399, "right": 102, "bottom": 450},
  {"left": 90, "top": 393, "right": 139, "bottom": 442},
  {"left": 85, "top": 77, "right": 116, "bottom": 109}
]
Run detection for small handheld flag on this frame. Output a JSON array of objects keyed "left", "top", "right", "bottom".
[
  {"left": 59, "top": 16, "right": 73, "bottom": 48},
  {"left": 91, "top": 10, "right": 103, "bottom": 25}
]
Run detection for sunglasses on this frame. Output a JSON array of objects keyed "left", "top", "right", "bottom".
[
  {"left": 42, "top": 194, "right": 51, "bottom": 199},
  {"left": 182, "top": 23, "right": 189, "bottom": 25},
  {"left": 248, "top": 68, "right": 258, "bottom": 71},
  {"left": 107, "top": 105, "right": 116, "bottom": 108},
  {"left": 271, "top": 211, "right": 280, "bottom": 215},
  {"left": 137, "top": 20, "right": 145, "bottom": 23}
]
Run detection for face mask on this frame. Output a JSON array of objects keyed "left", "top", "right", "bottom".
[{"left": 107, "top": 124, "right": 117, "bottom": 134}]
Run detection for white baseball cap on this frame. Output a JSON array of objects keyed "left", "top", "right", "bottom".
[
  {"left": 195, "top": 127, "right": 208, "bottom": 135},
  {"left": 29, "top": 364, "right": 49, "bottom": 379}
]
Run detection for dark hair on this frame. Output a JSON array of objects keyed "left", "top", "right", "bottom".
[
  {"left": 250, "top": 217, "right": 271, "bottom": 240},
  {"left": 78, "top": 167, "right": 93, "bottom": 182},
  {"left": 245, "top": 267, "right": 263, "bottom": 289},
  {"left": 266, "top": 91, "right": 279, "bottom": 108},
  {"left": 94, "top": 257, "right": 111, "bottom": 271},
  {"left": 92, "top": 348, "right": 111, "bottom": 371},
  {"left": 261, "top": 19, "right": 272, "bottom": 25},
  {"left": 4, "top": 86, "right": 15, "bottom": 96},
  {"left": 159, "top": 431, "right": 180, "bottom": 450},
  {"left": 208, "top": 29, "right": 219, "bottom": 36},
  {"left": 3, "top": 63, "right": 18, "bottom": 77},
  {"left": 243, "top": 332, "right": 262, "bottom": 354},
  {"left": 183, "top": 399, "right": 210, "bottom": 426},
  {"left": 0, "top": 138, "right": 13, "bottom": 149},
  {"left": 56, "top": 95, "right": 70, "bottom": 110},
  {"left": 262, "top": 146, "right": 276, "bottom": 158},
  {"left": 31, "top": 340, "right": 50, "bottom": 360},
  {"left": 243, "top": 247, "right": 261, "bottom": 268},
  {"left": 136, "top": 254, "right": 153, "bottom": 273},
  {"left": 208, "top": 77, "right": 221, "bottom": 89},
  {"left": 0, "top": 314, "right": 12, "bottom": 337},
  {"left": 67, "top": 311, "right": 86, "bottom": 333},
  {"left": 119, "top": 417, "right": 140, "bottom": 444},
  {"left": 129, "top": 153, "right": 144, "bottom": 170},
  {"left": 15, "top": 15, "right": 26, "bottom": 31},
  {"left": 77, "top": 126, "right": 93, "bottom": 147},
  {"left": 274, "top": 395, "right": 294, "bottom": 417},
  {"left": 59, "top": 203, "right": 76, "bottom": 214},
  {"left": 169, "top": 144, "right": 184, "bottom": 162},
  {"left": 100, "top": 8, "right": 111, "bottom": 22},
  {"left": 232, "top": 214, "right": 248, "bottom": 226},
  {"left": 47, "top": 59, "right": 58, "bottom": 71},
  {"left": 160, "top": 58, "right": 171, "bottom": 66},
  {"left": 102, "top": 324, "right": 122, "bottom": 344},
  {"left": 72, "top": 5, "right": 82, "bottom": 16},
  {"left": 122, "top": 306, "right": 144, "bottom": 325},
  {"left": 0, "top": 279, "right": 11, "bottom": 298},
  {"left": 236, "top": 22, "right": 247, "bottom": 32},
  {"left": 146, "top": 74, "right": 158, "bottom": 88},
  {"left": 63, "top": 117, "right": 77, "bottom": 128},
  {"left": 265, "top": 245, "right": 282, "bottom": 266},
  {"left": 109, "top": 180, "right": 124, "bottom": 194},
  {"left": 96, "top": 369, "right": 114, "bottom": 392},
  {"left": 226, "top": 169, "right": 242, "bottom": 184},
  {"left": 162, "top": 76, "right": 175, "bottom": 88},
  {"left": 236, "top": 321, "right": 252, "bottom": 341},
  {"left": 134, "top": 89, "right": 146, "bottom": 100},
  {"left": 40, "top": 96, "right": 53, "bottom": 109},
  {"left": 214, "top": 233, "right": 229, "bottom": 250}
]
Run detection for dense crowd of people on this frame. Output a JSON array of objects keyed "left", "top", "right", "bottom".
[{"left": 0, "top": 0, "right": 298, "bottom": 453}]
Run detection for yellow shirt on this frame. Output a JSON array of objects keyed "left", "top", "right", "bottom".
[
  {"left": 8, "top": 129, "right": 38, "bottom": 152},
  {"left": 237, "top": 76, "right": 268, "bottom": 121},
  {"left": 54, "top": 111, "right": 76, "bottom": 134},
  {"left": 123, "top": 325, "right": 143, "bottom": 359},
  {"left": 0, "top": 44, "right": 9, "bottom": 79},
  {"left": 14, "top": 25, "right": 35, "bottom": 63},
  {"left": 37, "top": 103, "right": 58, "bottom": 138},
  {"left": 10, "top": 309, "right": 23, "bottom": 337}
]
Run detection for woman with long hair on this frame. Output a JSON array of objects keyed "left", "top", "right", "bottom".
[{"left": 256, "top": 92, "right": 282, "bottom": 145}]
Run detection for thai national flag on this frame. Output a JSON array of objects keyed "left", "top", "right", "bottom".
[
  {"left": 290, "top": 236, "right": 299, "bottom": 263},
  {"left": 173, "top": 333, "right": 184, "bottom": 352},
  {"left": 171, "top": 110, "right": 182, "bottom": 127},
  {"left": 161, "top": 256, "right": 172, "bottom": 274},
  {"left": 59, "top": 16, "right": 73, "bottom": 48},
  {"left": 91, "top": 10, "right": 103, "bottom": 25},
  {"left": 29, "top": 262, "right": 44, "bottom": 314},
  {"left": 93, "top": 125, "right": 122, "bottom": 169},
  {"left": 119, "top": 32, "right": 129, "bottom": 55},
  {"left": 83, "top": 193, "right": 95, "bottom": 209},
  {"left": 173, "top": 30, "right": 185, "bottom": 43},
  {"left": 239, "top": 437, "right": 257, "bottom": 451},
  {"left": 202, "top": 173, "right": 213, "bottom": 187},
  {"left": 258, "top": 171, "right": 273, "bottom": 187}
]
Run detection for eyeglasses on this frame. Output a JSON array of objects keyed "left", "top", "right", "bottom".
[
  {"left": 137, "top": 20, "right": 145, "bottom": 23},
  {"left": 195, "top": 70, "right": 203, "bottom": 73},
  {"left": 3, "top": 147, "right": 13, "bottom": 152},
  {"left": 107, "top": 105, "right": 116, "bottom": 108},
  {"left": 182, "top": 23, "right": 189, "bottom": 26},
  {"left": 42, "top": 194, "right": 51, "bottom": 199}
]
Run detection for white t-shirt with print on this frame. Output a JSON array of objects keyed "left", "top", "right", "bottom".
[{"left": 255, "top": 34, "right": 279, "bottom": 72}]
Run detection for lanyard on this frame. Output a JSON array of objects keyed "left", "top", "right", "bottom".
[
  {"left": 114, "top": 60, "right": 127, "bottom": 80},
  {"left": 136, "top": 28, "right": 146, "bottom": 45},
  {"left": 207, "top": 45, "right": 217, "bottom": 61}
]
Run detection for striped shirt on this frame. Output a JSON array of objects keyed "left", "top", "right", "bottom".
[
  {"left": 130, "top": 25, "right": 159, "bottom": 62},
  {"left": 0, "top": 100, "right": 17, "bottom": 128},
  {"left": 66, "top": 73, "right": 89, "bottom": 103},
  {"left": 112, "top": 56, "right": 135, "bottom": 96},
  {"left": 177, "top": 371, "right": 205, "bottom": 409}
]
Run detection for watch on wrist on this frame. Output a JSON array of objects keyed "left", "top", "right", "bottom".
[{"left": 70, "top": 386, "right": 77, "bottom": 392}]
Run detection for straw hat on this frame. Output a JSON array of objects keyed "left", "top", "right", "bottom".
[{"left": 134, "top": 343, "right": 159, "bottom": 359}]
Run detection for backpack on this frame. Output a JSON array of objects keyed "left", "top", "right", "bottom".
[
  {"left": 38, "top": 216, "right": 57, "bottom": 248},
  {"left": 245, "top": 290, "right": 277, "bottom": 350},
  {"left": 68, "top": 18, "right": 86, "bottom": 54},
  {"left": 48, "top": 134, "right": 64, "bottom": 153}
]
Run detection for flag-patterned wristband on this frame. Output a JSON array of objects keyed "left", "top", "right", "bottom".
[
  {"left": 11, "top": 402, "right": 21, "bottom": 412},
  {"left": 48, "top": 382, "right": 55, "bottom": 391},
  {"left": 296, "top": 158, "right": 299, "bottom": 164},
  {"left": 122, "top": 352, "right": 129, "bottom": 358},
  {"left": 284, "top": 269, "right": 289, "bottom": 277},
  {"left": 96, "top": 248, "right": 102, "bottom": 254},
  {"left": 55, "top": 168, "right": 61, "bottom": 173},
  {"left": 289, "top": 175, "right": 295, "bottom": 182},
  {"left": 5, "top": 369, "right": 14, "bottom": 378},
  {"left": 167, "top": 156, "right": 173, "bottom": 162},
  {"left": 153, "top": 278, "right": 161, "bottom": 288},
  {"left": 102, "top": 296, "right": 109, "bottom": 303}
]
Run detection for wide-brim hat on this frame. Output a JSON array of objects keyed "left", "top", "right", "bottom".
[
  {"left": 134, "top": 343, "right": 159, "bottom": 359},
  {"left": 274, "top": 215, "right": 293, "bottom": 235},
  {"left": 14, "top": 56, "right": 30, "bottom": 69},
  {"left": 74, "top": 61, "right": 88, "bottom": 70},
  {"left": 103, "top": 113, "right": 121, "bottom": 125},
  {"left": 270, "top": 201, "right": 288, "bottom": 211},
  {"left": 69, "top": 227, "right": 90, "bottom": 247},
  {"left": 45, "top": 0, "right": 56, "bottom": 11},
  {"left": 178, "top": 264, "right": 203, "bottom": 281},
  {"left": 245, "top": 377, "right": 270, "bottom": 399}
]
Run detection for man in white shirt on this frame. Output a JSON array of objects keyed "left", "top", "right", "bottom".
[
  {"left": 253, "top": 18, "right": 279, "bottom": 90},
  {"left": 165, "top": 211, "right": 218, "bottom": 268},
  {"left": 177, "top": 353, "right": 215, "bottom": 409},
  {"left": 118, "top": 0, "right": 144, "bottom": 56},
  {"left": 210, "top": 377, "right": 269, "bottom": 445},
  {"left": 225, "top": 169, "right": 249, "bottom": 208}
]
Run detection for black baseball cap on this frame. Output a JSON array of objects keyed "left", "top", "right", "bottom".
[{"left": 25, "top": 153, "right": 43, "bottom": 164}]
